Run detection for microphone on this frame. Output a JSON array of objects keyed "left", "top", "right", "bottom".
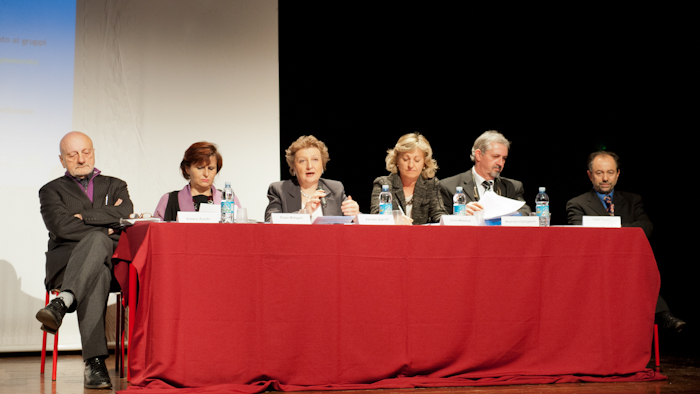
[{"left": 317, "top": 186, "right": 327, "bottom": 209}]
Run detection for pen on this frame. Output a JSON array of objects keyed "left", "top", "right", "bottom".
[{"left": 105, "top": 195, "right": 109, "bottom": 205}]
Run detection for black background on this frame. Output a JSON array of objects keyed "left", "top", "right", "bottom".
[{"left": 278, "top": 4, "right": 696, "bottom": 351}]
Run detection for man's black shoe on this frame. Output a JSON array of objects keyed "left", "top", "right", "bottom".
[
  {"left": 40, "top": 324, "right": 57, "bottom": 335},
  {"left": 84, "top": 357, "right": 112, "bottom": 389},
  {"left": 36, "top": 298, "right": 68, "bottom": 334},
  {"left": 656, "top": 311, "right": 686, "bottom": 334}
]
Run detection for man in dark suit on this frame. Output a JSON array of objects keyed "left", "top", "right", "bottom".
[
  {"left": 566, "top": 150, "right": 685, "bottom": 334},
  {"left": 439, "top": 130, "right": 531, "bottom": 215},
  {"left": 35, "top": 131, "right": 133, "bottom": 389}
]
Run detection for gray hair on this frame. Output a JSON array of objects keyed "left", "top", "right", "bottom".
[{"left": 470, "top": 130, "right": 511, "bottom": 162}]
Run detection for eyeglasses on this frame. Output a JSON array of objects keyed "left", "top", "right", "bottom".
[
  {"left": 65, "top": 149, "right": 94, "bottom": 161},
  {"left": 128, "top": 213, "right": 153, "bottom": 219}
]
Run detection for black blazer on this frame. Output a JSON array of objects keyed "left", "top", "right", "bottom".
[
  {"left": 39, "top": 174, "right": 133, "bottom": 289},
  {"left": 264, "top": 178, "right": 348, "bottom": 222},
  {"left": 439, "top": 170, "right": 532, "bottom": 215},
  {"left": 566, "top": 189, "right": 653, "bottom": 238},
  {"left": 369, "top": 173, "right": 447, "bottom": 225}
]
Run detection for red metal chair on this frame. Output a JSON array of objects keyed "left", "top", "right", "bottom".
[
  {"left": 40, "top": 290, "right": 60, "bottom": 381},
  {"left": 40, "top": 288, "right": 126, "bottom": 380},
  {"left": 654, "top": 323, "right": 660, "bottom": 370}
]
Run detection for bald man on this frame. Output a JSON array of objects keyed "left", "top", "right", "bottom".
[{"left": 36, "top": 132, "right": 133, "bottom": 389}]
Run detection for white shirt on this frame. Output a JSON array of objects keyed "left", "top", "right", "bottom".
[
  {"left": 405, "top": 194, "right": 413, "bottom": 219},
  {"left": 471, "top": 167, "right": 493, "bottom": 201},
  {"left": 310, "top": 203, "right": 323, "bottom": 221}
]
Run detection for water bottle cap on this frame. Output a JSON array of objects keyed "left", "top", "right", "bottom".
[
  {"left": 539, "top": 187, "right": 545, "bottom": 192},
  {"left": 456, "top": 186, "right": 463, "bottom": 192},
  {"left": 225, "top": 182, "right": 231, "bottom": 187},
  {"left": 382, "top": 185, "right": 389, "bottom": 191}
]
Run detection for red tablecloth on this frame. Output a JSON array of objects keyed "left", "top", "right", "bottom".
[{"left": 113, "top": 223, "right": 665, "bottom": 392}]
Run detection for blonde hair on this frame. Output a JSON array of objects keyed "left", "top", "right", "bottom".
[
  {"left": 385, "top": 133, "right": 438, "bottom": 179},
  {"left": 285, "top": 135, "right": 330, "bottom": 176}
]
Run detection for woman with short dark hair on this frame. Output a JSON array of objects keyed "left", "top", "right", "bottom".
[{"left": 154, "top": 141, "right": 240, "bottom": 221}]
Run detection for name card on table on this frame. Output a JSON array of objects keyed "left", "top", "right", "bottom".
[
  {"left": 312, "top": 216, "right": 355, "bottom": 225},
  {"left": 582, "top": 215, "right": 621, "bottom": 228},
  {"left": 440, "top": 215, "right": 478, "bottom": 226},
  {"left": 198, "top": 203, "right": 221, "bottom": 215},
  {"left": 355, "top": 214, "right": 394, "bottom": 225},
  {"left": 271, "top": 213, "right": 311, "bottom": 225},
  {"left": 501, "top": 216, "right": 539, "bottom": 227},
  {"left": 176, "top": 211, "right": 220, "bottom": 223}
]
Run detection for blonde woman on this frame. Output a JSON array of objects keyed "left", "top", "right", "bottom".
[{"left": 370, "top": 133, "right": 447, "bottom": 224}]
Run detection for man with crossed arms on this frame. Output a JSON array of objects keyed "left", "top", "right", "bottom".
[{"left": 36, "top": 131, "right": 133, "bottom": 389}]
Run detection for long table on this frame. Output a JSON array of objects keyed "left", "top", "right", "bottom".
[{"left": 113, "top": 223, "right": 664, "bottom": 392}]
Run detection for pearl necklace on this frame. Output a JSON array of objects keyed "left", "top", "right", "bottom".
[{"left": 300, "top": 189, "right": 313, "bottom": 199}]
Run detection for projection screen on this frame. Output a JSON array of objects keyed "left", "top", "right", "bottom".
[{"left": 0, "top": 0, "right": 279, "bottom": 351}]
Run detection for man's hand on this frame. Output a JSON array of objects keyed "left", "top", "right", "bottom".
[
  {"left": 465, "top": 202, "right": 484, "bottom": 216},
  {"left": 108, "top": 199, "right": 122, "bottom": 235},
  {"left": 75, "top": 197, "right": 123, "bottom": 232}
]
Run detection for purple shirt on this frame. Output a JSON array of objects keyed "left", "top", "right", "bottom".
[
  {"left": 66, "top": 168, "right": 101, "bottom": 203},
  {"left": 154, "top": 183, "right": 242, "bottom": 220}
]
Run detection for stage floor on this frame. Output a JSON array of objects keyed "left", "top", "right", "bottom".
[{"left": 1, "top": 350, "right": 699, "bottom": 394}]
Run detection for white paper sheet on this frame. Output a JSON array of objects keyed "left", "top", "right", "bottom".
[{"left": 479, "top": 191, "right": 526, "bottom": 220}]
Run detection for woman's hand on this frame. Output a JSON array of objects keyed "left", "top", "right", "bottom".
[
  {"left": 341, "top": 196, "right": 360, "bottom": 216},
  {"left": 396, "top": 214, "right": 413, "bottom": 225},
  {"left": 303, "top": 189, "right": 327, "bottom": 213}
]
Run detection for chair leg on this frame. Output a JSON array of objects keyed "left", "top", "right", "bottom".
[
  {"left": 52, "top": 328, "right": 59, "bottom": 381},
  {"left": 41, "top": 290, "right": 60, "bottom": 381},
  {"left": 115, "top": 293, "right": 121, "bottom": 374},
  {"left": 120, "top": 295, "right": 126, "bottom": 378},
  {"left": 40, "top": 292, "right": 49, "bottom": 375},
  {"left": 654, "top": 323, "right": 660, "bottom": 369},
  {"left": 128, "top": 263, "right": 136, "bottom": 382}
]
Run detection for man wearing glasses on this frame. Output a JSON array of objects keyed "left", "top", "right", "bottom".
[{"left": 36, "top": 131, "right": 133, "bottom": 389}]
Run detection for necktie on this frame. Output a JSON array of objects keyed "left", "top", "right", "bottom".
[
  {"left": 604, "top": 195, "right": 614, "bottom": 216},
  {"left": 482, "top": 180, "right": 492, "bottom": 192}
]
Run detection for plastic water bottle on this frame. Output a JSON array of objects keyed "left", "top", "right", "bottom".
[
  {"left": 453, "top": 186, "right": 467, "bottom": 215},
  {"left": 535, "top": 187, "right": 550, "bottom": 227},
  {"left": 221, "top": 182, "right": 235, "bottom": 223},
  {"left": 378, "top": 185, "right": 392, "bottom": 215}
]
